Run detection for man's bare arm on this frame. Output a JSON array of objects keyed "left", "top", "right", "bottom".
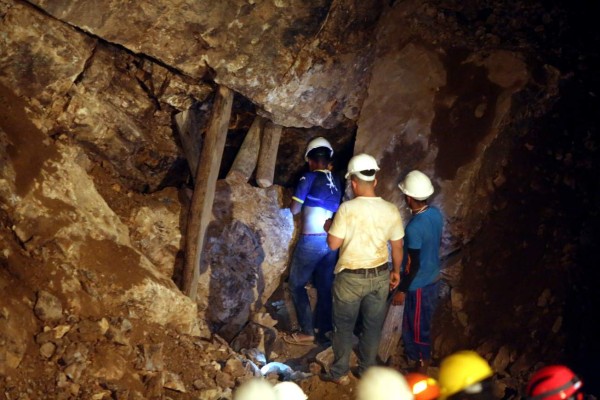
[
  {"left": 290, "top": 199, "right": 302, "bottom": 215},
  {"left": 327, "top": 233, "right": 343, "bottom": 250}
]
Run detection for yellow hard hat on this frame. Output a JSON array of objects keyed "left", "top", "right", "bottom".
[{"left": 438, "top": 351, "right": 493, "bottom": 400}]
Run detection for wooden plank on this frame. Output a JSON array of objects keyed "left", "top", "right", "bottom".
[
  {"left": 182, "top": 86, "right": 234, "bottom": 298},
  {"left": 174, "top": 109, "right": 203, "bottom": 179},
  {"left": 255, "top": 121, "right": 282, "bottom": 188},
  {"left": 226, "top": 115, "right": 265, "bottom": 181},
  {"left": 378, "top": 303, "right": 404, "bottom": 363}
]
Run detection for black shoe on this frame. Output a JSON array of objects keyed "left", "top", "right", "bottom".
[
  {"left": 350, "top": 366, "right": 363, "bottom": 379},
  {"left": 315, "top": 331, "right": 332, "bottom": 346},
  {"left": 320, "top": 373, "right": 350, "bottom": 386}
]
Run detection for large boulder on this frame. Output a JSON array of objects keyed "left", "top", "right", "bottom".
[
  {"left": 354, "top": 3, "right": 533, "bottom": 252},
  {"left": 199, "top": 174, "right": 295, "bottom": 340},
  {"left": 26, "top": 0, "right": 386, "bottom": 128}
]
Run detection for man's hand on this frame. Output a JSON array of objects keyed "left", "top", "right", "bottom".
[
  {"left": 392, "top": 291, "right": 405, "bottom": 306},
  {"left": 323, "top": 218, "right": 333, "bottom": 232},
  {"left": 389, "top": 270, "right": 400, "bottom": 291}
]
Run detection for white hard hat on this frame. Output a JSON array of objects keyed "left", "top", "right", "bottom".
[
  {"left": 357, "top": 366, "right": 414, "bottom": 400},
  {"left": 344, "top": 153, "right": 380, "bottom": 181},
  {"left": 305, "top": 137, "right": 333, "bottom": 161},
  {"left": 273, "top": 381, "right": 307, "bottom": 400},
  {"left": 398, "top": 170, "right": 434, "bottom": 200},
  {"left": 234, "top": 379, "right": 277, "bottom": 400}
]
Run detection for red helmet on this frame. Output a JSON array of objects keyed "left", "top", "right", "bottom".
[
  {"left": 405, "top": 372, "right": 440, "bottom": 400},
  {"left": 526, "top": 365, "right": 583, "bottom": 400}
]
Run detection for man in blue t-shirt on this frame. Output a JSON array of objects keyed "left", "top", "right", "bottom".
[
  {"left": 393, "top": 170, "right": 443, "bottom": 372},
  {"left": 284, "top": 137, "right": 342, "bottom": 346}
]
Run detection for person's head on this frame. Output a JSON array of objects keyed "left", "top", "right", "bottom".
[
  {"left": 398, "top": 170, "right": 434, "bottom": 207},
  {"left": 525, "top": 365, "right": 583, "bottom": 400},
  {"left": 305, "top": 137, "right": 333, "bottom": 169},
  {"left": 233, "top": 379, "right": 277, "bottom": 400},
  {"left": 405, "top": 372, "right": 440, "bottom": 400},
  {"left": 273, "top": 381, "right": 307, "bottom": 400},
  {"left": 438, "top": 351, "right": 495, "bottom": 400},
  {"left": 345, "top": 153, "right": 380, "bottom": 194},
  {"left": 357, "top": 366, "right": 414, "bottom": 400}
]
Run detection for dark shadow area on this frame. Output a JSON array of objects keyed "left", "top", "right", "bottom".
[{"left": 431, "top": 50, "right": 502, "bottom": 180}]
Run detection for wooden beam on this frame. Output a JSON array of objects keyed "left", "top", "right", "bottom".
[
  {"left": 175, "top": 109, "right": 203, "bottom": 179},
  {"left": 182, "top": 86, "right": 234, "bottom": 298},
  {"left": 226, "top": 115, "right": 265, "bottom": 182},
  {"left": 255, "top": 121, "right": 282, "bottom": 188},
  {"left": 377, "top": 303, "right": 404, "bottom": 363}
]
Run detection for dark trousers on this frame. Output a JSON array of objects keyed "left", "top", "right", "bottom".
[{"left": 402, "top": 280, "right": 440, "bottom": 361}]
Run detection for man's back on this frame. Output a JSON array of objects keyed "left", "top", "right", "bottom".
[
  {"left": 329, "top": 196, "right": 404, "bottom": 273},
  {"left": 405, "top": 206, "right": 443, "bottom": 290}
]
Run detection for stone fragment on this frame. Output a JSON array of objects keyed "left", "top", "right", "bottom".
[
  {"left": 163, "top": 371, "right": 186, "bottom": 393},
  {"left": 457, "top": 311, "right": 469, "bottom": 328},
  {"left": 74, "top": 319, "right": 107, "bottom": 341},
  {"left": 251, "top": 313, "right": 279, "bottom": 329},
  {"left": 451, "top": 288, "right": 465, "bottom": 311},
  {"left": 90, "top": 349, "right": 127, "bottom": 381},
  {"left": 61, "top": 342, "right": 89, "bottom": 366},
  {"left": 106, "top": 325, "right": 130, "bottom": 346},
  {"left": 315, "top": 344, "right": 358, "bottom": 374},
  {"left": 54, "top": 325, "right": 72, "bottom": 339},
  {"left": 215, "top": 371, "right": 235, "bottom": 389},
  {"left": 34, "top": 291, "right": 63, "bottom": 323},
  {"left": 551, "top": 316, "right": 562, "bottom": 333},
  {"left": 492, "top": 345, "right": 512, "bottom": 374},
  {"left": 39, "top": 342, "right": 57, "bottom": 359},
  {"left": 139, "top": 343, "right": 164, "bottom": 372},
  {"left": 537, "top": 289, "right": 552, "bottom": 307},
  {"left": 64, "top": 362, "right": 86, "bottom": 381},
  {"left": 193, "top": 380, "right": 204, "bottom": 390},
  {"left": 223, "top": 358, "right": 246, "bottom": 379},
  {"left": 91, "top": 390, "right": 112, "bottom": 400}
]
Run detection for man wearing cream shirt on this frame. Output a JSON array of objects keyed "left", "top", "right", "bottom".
[{"left": 322, "top": 153, "right": 405, "bottom": 385}]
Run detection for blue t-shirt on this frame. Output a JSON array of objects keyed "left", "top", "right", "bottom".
[
  {"left": 403, "top": 206, "right": 443, "bottom": 290},
  {"left": 292, "top": 170, "right": 342, "bottom": 212}
]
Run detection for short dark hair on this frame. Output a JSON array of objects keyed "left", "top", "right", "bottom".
[
  {"left": 359, "top": 169, "right": 376, "bottom": 177},
  {"left": 307, "top": 146, "right": 332, "bottom": 163}
]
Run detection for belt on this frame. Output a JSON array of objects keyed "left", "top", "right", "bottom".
[
  {"left": 302, "top": 233, "right": 327, "bottom": 236},
  {"left": 342, "top": 263, "right": 389, "bottom": 275}
]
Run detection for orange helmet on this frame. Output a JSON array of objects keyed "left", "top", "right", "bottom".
[
  {"left": 526, "top": 365, "right": 583, "bottom": 400},
  {"left": 406, "top": 372, "right": 440, "bottom": 400}
]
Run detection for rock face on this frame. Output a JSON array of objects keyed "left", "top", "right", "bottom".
[
  {"left": 27, "top": 0, "right": 385, "bottom": 128},
  {"left": 355, "top": 3, "right": 536, "bottom": 250},
  {"left": 0, "top": 0, "right": 212, "bottom": 192},
  {"left": 200, "top": 175, "right": 295, "bottom": 340}
]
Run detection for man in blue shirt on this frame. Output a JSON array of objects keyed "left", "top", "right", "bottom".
[
  {"left": 284, "top": 137, "right": 342, "bottom": 345},
  {"left": 393, "top": 170, "right": 443, "bottom": 373}
]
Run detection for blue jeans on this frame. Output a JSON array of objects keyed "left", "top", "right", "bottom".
[
  {"left": 330, "top": 268, "right": 389, "bottom": 379},
  {"left": 402, "top": 281, "right": 440, "bottom": 362},
  {"left": 288, "top": 235, "right": 337, "bottom": 336}
]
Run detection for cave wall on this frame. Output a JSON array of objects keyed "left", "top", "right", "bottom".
[
  {"left": 353, "top": 0, "right": 599, "bottom": 393},
  {"left": 26, "top": 0, "right": 385, "bottom": 128},
  {"left": 1, "top": 0, "right": 599, "bottom": 396},
  {"left": 0, "top": 0, "right": 385, "bottom": 366}
]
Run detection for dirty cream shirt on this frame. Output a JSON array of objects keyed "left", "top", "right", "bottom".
[{"left": 328, "top": 196, "right": 404, "bottom": 274}]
